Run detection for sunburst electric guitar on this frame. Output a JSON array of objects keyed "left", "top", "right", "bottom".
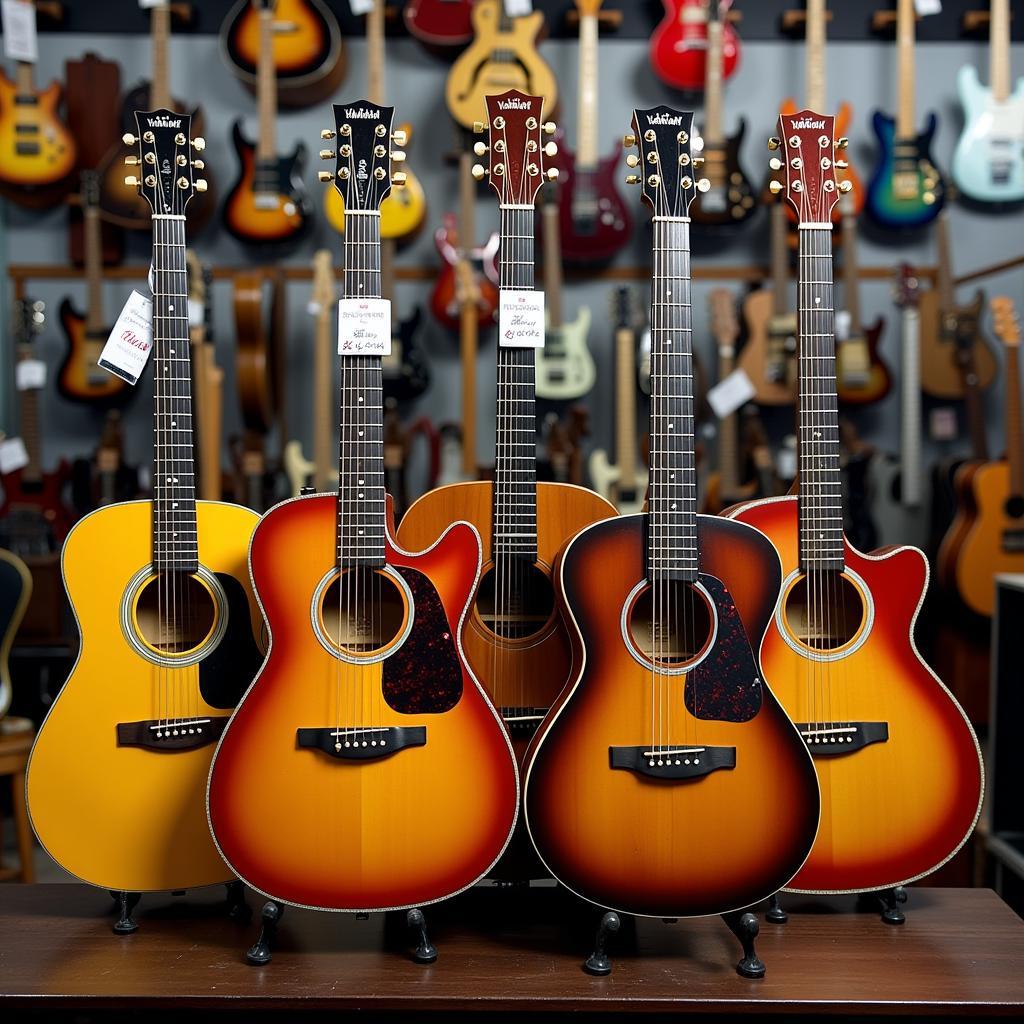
[
  {"left": 26, "top": 110, "right": 264, "bottom": 930},
  {"left": 208, "top": 100, "right": 518, "bottom": 917},
  {"left": 728, "top": 112, "right": 982, "bottom": 902}
]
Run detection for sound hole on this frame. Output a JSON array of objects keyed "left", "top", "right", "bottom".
[
  {"left": 476, "top": 562, "right": 554, "bottom": 641},
  {"left": 1004, "top": 494, "right": 1024, "bottom": 520},
  {"left": 784, "top": 572, "right": 865, "bottom": 652},
  {"left": 135, "top": 573, "right": 218, "bottom": 655},
  {"left": 321, "top": 568, "right": 406, "bottom": 656},
  {"left": 628, "top": 580, "right": 714, "bottom": 668}
]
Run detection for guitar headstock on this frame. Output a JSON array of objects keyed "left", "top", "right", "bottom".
[
  {"left": 992, "top": 296, "right": 1021, "bottom": 349},
  {"left": 611, "top": 286, "right": 637, "bottom": 333},
  {"left": 13, "top": 298, "right": 45, "bottom": 351},
  {"left": 320, "top": 100, "right": 404, "bottom": 212},
  {"left": 709, "top": 289, "right": 739, "bottom": 350},
  {"left": 624, "top": 106, "right": 706, "bottom": 218},
  {"left": 123, "top": 109, "right": 206, "bottom": 216},
  {"left": 767, "top": 110, "right": 849, "bottom": 225},
  {"left": 894, "top": 263, "right": 921, "bottom": 309},
  {"left": 472, "top": 90, "right": 557, "bottom": 208}
]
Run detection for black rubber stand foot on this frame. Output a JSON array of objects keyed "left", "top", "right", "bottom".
[
  {"left": 407, "top": 908, "right": 437, "bottom": 964},
  {"left": 112, "top": 891, "right": 140, "bottom": 934},
  {"left": 879, "top": 886, "right": 908, "bottom": 925},
  {"left": 225, "top": 880, "right": 252, "bottom": 923},
  {"left": 246, "top": 900, "right": 284, "bottom": 965},
  {"left": 765, "top": 892, "right": 788, "bottom": 924},
  {"left": 583, "top": 911, "right": 620, "bottom": 976},
  {"left": 722, "top": 910, "right": 766, "bottom": 979}
]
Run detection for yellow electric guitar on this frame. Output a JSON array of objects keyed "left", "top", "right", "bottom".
[
  {"left": 323, "top": 0, "right": 424, "bottom": 240},
  {"left": 27, "top": 109, "right": 264, "bottom": 931}
]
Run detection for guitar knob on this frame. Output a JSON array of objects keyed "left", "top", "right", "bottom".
[
  {"left": 318, "top": 171, "right": 333, "bottom": 182},
  {"left": 769, "top": 180, "right": 784, "bottom": 194},
  {"left": 696, "top": 178, "right": 711, "bottom": 193},
  {"left": 195, "top": 179, "right": 208, "bottom": 193},
  {"left": 768, "top": 137, "right": 781, "bottom": 151},
  {"left": 319, "top": 149, "right": 335, "bottom": 160},
  {"left": 837, "top": 137, "right": 849, "bottom": 149},
  {"left": 546, "top": 168, "right": 559, "bottom": 181},
  {"left": 543, "top": 141, "right": 557, "bottom": 158},
  {"left": 391, "top": 172, "right": 407, "bottom": 187},
  {"left": 122, "top": 132, "right": 137, "bottom": 145},
  {"left": 626, "top": 154, "right": 639, "bottom": 167},
  {"left": 839, "top": 180, "right": 853, "bottom": 193},
  {"left": 471, "top": 163, "right": 488, "bottom": 180},
  {"left": 192, "top": 137, "right": 206, "bottom": 152},
  {"left": 124, "top": 155, "right": 140, "bottom": 166},
  {"left": 391, "top": 129, "right": 408, "bottom": 146},
  {"left": 473, "top": 121, "right": 486, "bottom": 134},
  {"left": 622, "top": 133, "right": 637, "bottom": 148},
  {"left": 625, "top": 174, "right": 641, "bottom": 185},
  {"left": 123, "top": 175, "right": 140, "bottom": 187},
  {"left": 321, "top": 129, "right": 337, "bottom": 140},
  {"left": 542, "top": 121, "right": 556, "bottom": 136}
]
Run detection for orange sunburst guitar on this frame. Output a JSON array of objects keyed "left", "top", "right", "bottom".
[
  {"left": 938, "top": 297, "right": 1024, "bottom": 618},
  {"left": 397, "top": 91, "right": 616, "bottom": 881},
  {"left": 26, "top": 110, "right": 265, "bottom": 931},
  {"left": 728, "top": 112, "right": 982, "bottom": 903},
  {"left": 208, "top": 100, "right": 518, "bottom": 922},
  {"left": 522, "top": 108, "right": 820, "bottom": 960}
]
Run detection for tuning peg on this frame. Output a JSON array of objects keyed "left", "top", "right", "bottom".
[
  {"left": 321, "top": 129, "right": 337, "bottom": 140},
  {"left": 692, "top": 157, "right": 704, "bottom": 168},
  {"left": 122, "top": 132, "right": 137, "bottom": 146},
  {"left": 626, "top": 154, "right": 639, "bottom": 167},
  {"left": 768, "top": 137, "right": 781, "bottom": 151},
  {"left": 124, "top": 155, "right": 140, "bottom": 166},
  {"left": 192, "top": 137, "right": 206, "bottom": 152},
  {"left": 837, "top": 137, "right": 849, "bottom": 149},
  {"left": 192, "top": 159, "right": 204, "bottom": 170},
  {"left": 319, "top": 149, "right": 335, "bottom": 160},
  {"left": 543, "top": 141, "right": 557, "bottom": 158},
  {"left": 696, "top": 178, "right": 711, "bottom": 193},
  {"left": 473, "top": 141, "right": 488, "bottom": 157},
  {"left": 839, "top": 180, "right": 853, "bottom": 193},
  {"left": 471, "top": 163, "right": 488, "bottom": 180},
  {"left": 542, "top": 121, "right": 556, "bottom": 136},
  {"left": 546, "top": 168, "right": 559, "bottom": 181},
  {"left": 769, "top": 180, "right": 784, "bottom": 194},
  {"left": 123, "top": 175, "right": 139, "bottom": 187},
  {"left": 769, "top": 157, "right": 782, "bottom": 171},
  {"left": 391, "top": 150, "right": 407, "bottom": 163},
  {"left": 318, "top": 171, "right": 333, "bottom": 182},
  {"left": 391, "top": 129, "right": 408, "bottom": 146},
  {"left": 622, "top": 133, "right": 637, "bottom": 149},
  {"left": 835, "top": 159, "right": 849, "bottom": 169},
  {"left": 391, "top": 172, "right": 407, "bottom": 187},
  {"left": 195, "top": 179, "right": 208, "bottom": 193},
  {"left": 473, "top": 121, "right": 486, "bottom": 134},
  {"left": 625, "top": 174, "right": 641, "bottom": 185}
]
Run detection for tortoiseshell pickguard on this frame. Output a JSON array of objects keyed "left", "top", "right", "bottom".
[
  {"left": 684, "top": 573, "right": 763, "bottom": 723},
  {"left": 382, "top": 566, "right": 463, "bottom": 714}
]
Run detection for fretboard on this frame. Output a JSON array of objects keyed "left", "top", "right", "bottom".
[
  {"left": 151, "top": 214, "right": 198, "bottom": 573},
  {"left": 494, "top": 204, "right": 538, "bottom": 563},
  {"left": 797, "top": 226, "right": 843, "bottom": 572},
  {"left": 337, "top": 212, "right": 385, "bottom": 569},
  {"left": 648, "top": 218, "right": 697, "bottom": 583},
  {"left": 256, "top": 8, "right": 277, "bottom": 161}
]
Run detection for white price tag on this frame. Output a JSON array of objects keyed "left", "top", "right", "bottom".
[
  {"left": 930, "top": 406, "right": 959, "bottom": 442},
  {"left": 504, "top": 0, "right": 533, "bottom": 15},
  {"left": 913, "top": 0, "right": 941, "bottom": 15},
  {"left": 348, "top": 0, "right": 375, "bottom": 13},
  {"left": 0, "top": 437, "right": 29, "bottom": 475},
  {"left": 499, "top": 290, "right": 545, "bottom": 349},
  {"left": 834, "top": 310, "right": 852, "bottom": 343},
  {"left": 307, "top": 300, "right": 322, "bottom": 317},
  {"left": 187, "top": 297, "right": 203, "bottom": 328},
  {"left": 15, "top": 358, "right": 45, "bottom": 391},
  {"left": 706, "top": 368, "right": 755, "bottom": 420},
  {"left": 338, "top": 297, "right": 391, "bottom": 356},
  {"left": 98, "top": 290, "right": 154, "bottom": 386},
  {"left": 139, "top": 0, "right": 168, "bottom": 7},
  {"left": 2, "top": 0, "right": 37, "bottom": 63}
]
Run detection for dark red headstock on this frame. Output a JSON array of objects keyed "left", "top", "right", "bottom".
[{"left": 767, "top": 110, "right": 850, "bottom": 226}]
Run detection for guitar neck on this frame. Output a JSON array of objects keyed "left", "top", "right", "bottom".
[
  {"left": 805, "top": 0, "right": 827, "bottom": 111},
  {"left": 703, "top": 10, "right": 724, "bottom": 146},
  {"left": 717, "top": 347, "right": 740, "bottom": 495},
  {"left": 541, "top": 201, "right": 563, "bottom": 329},
  {"left": 841, "top": 209, "right": 861, "bottom": 332},
  {"left": 367, "top": 0, "right": 386, "bottom": 104},
  {"left": 14, "top": 62, "right": 34, "bottom": 98},
  {"left": 991, "top": 0, "right": 1011, "bottom": 103},
  {"left": 256, "top": 7, "right": 278, "bottom": 161},
  {"left": 896, "top": 0, "right": 916, "bottom": 138},
  {"left": 17, "top": 353, "right": 41, "bottom": 482},
  {"left": 899, "top": 301, "right": 923, "bottom": 507},
  {"left": 614, "top": 324, "right": 638, "bottom": 491},
  {"left": 1007, "top": 345, "right": 1023, "bottom": 498},
  {"left": 84, "top": 205, "right": 104, "bottom": 333},
  {"left": 151, "top": 2, "right": 171, "bottom": 110},
  {"left": 964, "top": 365, "right": 990, "bottom": 462},
  {"left": 935, "top": 211, "right": 953, "bottom": 310},
  {"left": 770, "top": 201, "right": 789, "bottom": 314},
  {"left": 575, "top": 11, "right": 599, "bottom": 167}
]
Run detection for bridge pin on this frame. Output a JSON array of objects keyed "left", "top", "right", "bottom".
[
  {"left": 693, "top": 758, "right": 699, "bottom": 764},
  {"left": 684, "top": 759, "right": 690, "bottom": 765},
  {"left": 380, "top": 740, "right": 386, "bottom": 746},
  {"left": 172, "top": 729, "right": 179, "bottom": 736},
  {"left": 156, "top": 731, "right": 162, "bottom": 738},
  {"left": 335, "top": 743, "right": 342, "bottom": 752},
  {"left": 371, "top": 740, "right": 377, "bottom": 746},
  {"left": 188, "top": 729, "right": 194, "bottom": 734},
  {"left": 197, "top": 728, "right": 202, "bottom": 734},
  {"left": 649, "top": 760, "right": 655, "bottom": 767},
  {"left": 674, "top": 759, "right": 681, "bottom": 766},
  {"left": 362, "top": 741, "right": 368, "bottom": 747},
  {"left": 657, "top": 760, "right": 664, "bottom": 766},
  {"left": 344, "top": 741, "right": 351, "bottom": 748}
]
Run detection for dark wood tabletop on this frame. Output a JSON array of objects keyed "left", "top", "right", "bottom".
[{"left": 0, "top": 884, "right": 1022, "bottom": 1019}]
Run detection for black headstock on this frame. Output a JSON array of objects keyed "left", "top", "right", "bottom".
[
  {"left": 624, "top": 107, "right": 705, "bottom": 218},
  {"left": 320, "top": 100, "right": 404, "bottom": 213},
  {"left": 13, "top": 299, "right": 45, "bottom": 350},
  {"left": 123, "top": 108, "right": 207, "bottom": 217}
]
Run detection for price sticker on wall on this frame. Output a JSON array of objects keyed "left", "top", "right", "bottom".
[
  {"left": 499, "top": 289, "right": 545, "bottom": 349},
  {"left": 15, "top": 358, "right": 45, "bottom": 391},
  {"left": 348, "top": 0, "right": 375, "bottom": 13},
  {"left": 0, "top": 437, "right": 29, "bottom": 475},
  {"left": 913, "top": 0, "right": 941, "bottom": 15},
  {"left": 706, "top": 368, "right": 755, "bottom": 420},
  {"left": 97, "top": 290, "right": 154, "bottom": 386},
  {"left": 1, "top": 0, "right": 37, "bottom": 63},
  {"left": 338, "top": 297, "right": 391, "bottom": 356}
]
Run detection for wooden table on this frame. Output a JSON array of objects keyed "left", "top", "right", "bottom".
[{"left": 0, "top": 884, "right": 1022, "bottom": 1020}]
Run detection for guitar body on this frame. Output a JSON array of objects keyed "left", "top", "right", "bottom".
[
  {"left": 952, "top": 66, "right": 1024, "bottom": 205},
  {"left": 588, "top": 450, "right": 645, "bottom": 514},
  {"left": 26, "top": 500, "right": 263, "bottom": 892},
  {"left": 728, "top": 495, "right": 983, "bottom": 892},
  {"left": 384, "top": 306, "right": 431, "bottom": 403},
  {"left": 689, "top": 122, "right": 757, "bottom": 228},
  {"left": 919, "top": 289, "right": 998, "bottom": 400},
  {"left": 430, "top": 219, "right": 499, "bottom": 332},
  {"left": 0, "top": 72, "right": 76, "bottom": 197},
  {"left": 207, "top": 494, "right": 518, "bottom": 910},
  {"left": 56, "top": 299, "right": 130, "bottom": 406},
  {"left": 523, "top": 513, "right": 818, "bottom": 917},
  {"left": 223, "top": 121, "right": 311, "bottom": 250},
  {"left": 650, "top": 0, "right": 740, "bottom": 93},
  {"left": 551, "top": 141, "right": 631, "bottom": 264},
  {"left": 739, "top": 288, "right": 797, "bottom": 406},
  {"left": 0, "top": 550, "right": 32, "bottom": 719},
  {"left": 445, "top": 3, "right": 558, "bottom": 130},
  {"left": 535, "top": 308, "right": 595, "bottom": 401},
  {"left": 0, "top": 463, "right": 74, "bottom": 550},
  {"left": 324, "top": 157, "right": 426, "bottom": 241},
  {"left": 836, "top": 318, "right": 891, "bottom": 405},
  {"left": 404, "top": 0, "right": 474, "bottom": 50},
  {"left": 866, "top": 111, "right": 945, "bottom": 230},
  {"left": 220, "top": 0, "right": 346, "bottom": 108}
]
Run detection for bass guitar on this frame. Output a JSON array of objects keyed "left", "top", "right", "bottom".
[
  {"left": 524, "top": 107, "right": 819, "bottom": 931},
  {"left": 728, "top": 112, "right": 982, "bottom": 898},
  {"left": 223, "top": 0, "right": 311, "bottom": 251},
  {"left": 398, "top": 92, "right": 616, "bottom": 880},
  {"left": 208, "top": 101, "right": 518, "bottom": 915},
  {"left": 952, "top": 0, "right": 1024, "bottom": 205},
  {"left": 220, "top": 0, "right": 345, "bottom": 108},
  {"left": 650, "top": 0, "right": 740, "bottom": 93},
  {"left": 27, "top": 112, "right": 265, "bottom": 918},
  {"left": 865, "top": 0, "right": 945, "bottom": 230}
]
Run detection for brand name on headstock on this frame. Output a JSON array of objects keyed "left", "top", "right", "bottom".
[
  {"left": 146, "top": 115, "right": 182, "bottom": 128},
  {"left": 789, "top": 118, "right": 826, "bottom": 130},
  {"left": 344, "top": 107, "right": 380, "bottom": 119},
  {"left": 647, "top": 112, "right": 683, "bottom": 126},
  {"left": 497, "top": 97, "right": 531, "bottom": 111}
]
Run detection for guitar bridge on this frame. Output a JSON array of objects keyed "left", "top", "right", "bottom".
[
  {"left": 116, "top": 716, "right": 227, "bottom": 752},
  {"left": 609, "top": 745, "right": 735, "bottom": 780},
  {"left": 297, "top": 726, "right": 426, "bottom": 760},
  {"left": 1001, "top": 528, "right": 1024, "bottom": 554},
  {"left": 797, "top": 721, "right": 888, "bottom": 755},
  {"left": 499, "top": 706, "right": 547, "bottom": 735}
]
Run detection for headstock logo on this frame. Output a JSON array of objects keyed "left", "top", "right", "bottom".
[
  {"left": 160, "top": 158, "right": 171, "bottom": 175},
  {"left": 789, "top": 118, "right": 826, "bottom": 130},
  {"left": 646, "top": 112, "right": 683, "bottom": 126},
  {"left": 497, "top": 97, "right": 531, "bottom": 111},
  {"left": 145, "top": 115, "right": 182, "bottom": 128},
  {"left": 356, "top": 158, "right": 369, "bottom": 181},
  {"left": 344, "top": 107, "right": 380, "bottom": 119}
]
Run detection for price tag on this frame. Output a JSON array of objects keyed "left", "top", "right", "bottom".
[
  {"left": 338, "top": 297, "right": 391, "bottom": 356},
  {"left": 913, "top": 0, "right": 941, "bottom": 15},
  {"left": 930, "top": 406, "right": 959, "bottom": 442},
  {"left": 706, "top": 368, "right": 755, "bottom": 420},
  {"left": 1, "top": 0, "right": 37, "bottom": 63},
  {"left": 834, "top": 310, "right": 852, "bottom": 343},
  {"left": 0, "top": 437, "right": 29, "bottom": 475},
  {"left": 307, "top": 300, "right": 322, "bottom": 317},
  {"left": 97, "top": 290, "right": 154, "bottom": 386},
  {"left": 499, "top": 290, "right": 545, "bottom": 349},
  {"left": 504, "top": 0, "right": 533, "bottom": 15},
  {"left": 348, "top": 0, "right": 374, "bottom": 13},
  {"left": 139, "top": 0, "right": 170, "bottom": 7},
  {"left": 15, "top": 358, "right": 45, "bottom": 391},
  {"left": 187, "top": 297, "right": 203, "bottom": 328}
]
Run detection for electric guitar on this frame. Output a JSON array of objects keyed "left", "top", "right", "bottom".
[
  {"left": 380, "top": 237, "right": 431, "bottom": 403},
  {"left": 590, "top": 288, "right": 646, "bottom": 514},
  {"left": 650, "top": 0, "right": 740, "bottom": 93},
  {"left": 445, "top": 0, "right": 558, "bottom": 132},
  {"left": 220, "top": 0, "right": 346, "bottom": 108},
  {"left": 397, "top": 92, "right": 616, "bottom": 881},
  {"left": 952, "top": 0, "right": 1024, "bottom": 205},
  {"left": 27, "top": 110, "right": 265, "bottom": 903},
  {"left": 223, "top": 0, "right": 312, "bottom": 250},
  {"left": 728, "top": 112, "right": 982, "bottom": 896},
  {"left": 524, "top": 106, "right": 819, "bottom": 923},
  {"left": 70, "top": 410, "right": 142, "bottom": 516},
  {"left": 549, "top": 0, "right": 631, "bottom": 264},
  {"left": 208, "top": 100, "right": 518, "bottom": 914},
  {"left": 56, "top": 171, "right": 131, "bottom": 406},
  {"left": 404, "top": 0, "right": 474, "bottom": 53},
  {"left": 865, "top": 0, "right": 945, "bottom": 230}
]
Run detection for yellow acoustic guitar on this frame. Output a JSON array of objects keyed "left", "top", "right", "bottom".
[
  {"left": 27, "top": 110, "right": 264, "bottom": 931},
  {"left": 323, "top": 0, "right": 425, "bottom": 241}
]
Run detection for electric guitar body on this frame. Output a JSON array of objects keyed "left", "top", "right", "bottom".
[
  {"left": 919, "top": 288, "right": 998, "bottom": 399},
  {"left": 535, "top": 309, "right": 595, "bottom": 401},
  {"left": 404, "top": 0, "right": 474, "bottom": 52},
  {"left": 430, "top": 215, "right": 499, "bottom": 332},
  {"left": 739, "top": 287, "right": 797, "bottom": 407},
  {"left": 384, "top": 306, "right": 431, "bottom": 403},
  {"left": 865, "top": 111, "right": 945, "bottom": 230},
  {"left": 689, "top": 120, "right": 757, "bottom": 229},
  {"left": 836, "top": 317, "right": 890, "bottom": 405},
  {"left": 649, "top": 0, "right": 740, "bottom": 93},
  {"left": 0, "top": 463, "right": 74, "bottom": 550}
]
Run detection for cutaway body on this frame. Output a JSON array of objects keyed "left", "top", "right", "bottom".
[{"left": 866, "top": 111, "right": 945, "bottom": 230}]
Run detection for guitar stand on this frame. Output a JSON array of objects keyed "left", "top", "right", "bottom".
[
  {"left": 858, "top": 886, "right": 908, "bottom": 925},
  {"left": 765, "top": 892, "right": 789, "bottom": 923},
  {"left": 110, "top": 883, "right": 250, "bottom": 935},
  {"left": 225, "top": 880, "right": 252, "bottom": 922},
  {"left": 405, "top": 908, "right": 438, "bottom": 964},
  {"left": 583, "top": 911, "right": 621, "bottom": 976},
  {"left": 110, "top": 890, "right": 141, "bottom": 934}
]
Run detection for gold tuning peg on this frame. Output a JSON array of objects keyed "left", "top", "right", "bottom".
[
  {"left": 473, "top": 141, "right": 488, "bottom": 156},
  {"left": 835, "top": 159, "right": 849, "bottom": 169},
  {"left": 837, "top": 137, "right": 849, "bottom": 149},
  {"left": 122, "top": 132, "right": 137, "bottom": 146},
  {"left": 769, "top": 180, "right": 784, "bottom": 194},
  {"left": 192, "top": 159, "right": 205, "bottom": 170},
  {"left": 391, "top": 129, "right": 408, "bottom": 146},
  {"left": 625, "top": 174, "right": 641, "bottom": 185},
  {"left": 319, "top": 149, "right": 334, "bottom": 160},
  {"left": 473, "top": 121, "right": 486, "bottom": 134},
  {"left": 543, "top": 141, "right": 557, "bottom": 158},
  {"left": 195, "top": 179, "right": 208, "bottom": 193},
  {"left": 769, "top": 157, "right": 782, "bottom": 171},
  {"left": 626, "top": 154, "right": 639, "bottom": 168},
  {"left": 696, "top": 178, "right": 711, "bottom": 193},
  {"left": 192, "top": 137, "right": 206, "bottom": 152},
  {"left": 318, "top": 171, "right": 333, "bottom": 182},
  {"left": 471, "top": 163, "right": 487, "bottom": 180},
  {"left": 391, "top": 150, "right": 407, "bottom": 162},
  {"left": 546, "top": 168, "right": 559, "bottom": 181},
  {"left": 839, "top": 180, "right": 853, "bottom": 193},
  {"left": 542, "top": 121, "right": 556, "bottom": 136},
  {"left": 692, "top": 157, "right": 704, "bottom": 168},
  {"left": 123, "top": 175, "right": 139, "bottom": 187},
  {"left": 124, "top": 155, "right": 140, "bottom": 166},
  {"left": 622, "top": 133, "right": 636, "bottom": 148},
  {"left": 391, "top": 172, "right": 407, "bottom": 187},
  {"left": 767, "top": 137, "right": 781, "bottom": 151},
  {"left": 321, "top": 129, "right": 337, "bottom": 140}
]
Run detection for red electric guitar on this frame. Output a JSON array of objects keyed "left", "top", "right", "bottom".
[
  {"left": 650, "top": 0, "right": 740, "bottom": 93},
  {"left": 403, "top": 0, "right": 474, "bottom": 52}
]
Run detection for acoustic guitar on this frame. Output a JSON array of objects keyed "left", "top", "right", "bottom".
[
  {"left": 728, "top": 112, "right": 982, "bottom": 897},
  {"left": 650, "top": 0, "right": 740, "bottom": 93},
  {"left": 220, "top": 0, "right": 346, "bottom": 108},
  {"left": 56, "top": 171, "right": 131, "bottom": 406},
  {"left": 523, "top": 107, "right": 819, "bottom": 925},
  {"left": 208, "top": 101, "right": 518, "bottom": 914},
  {"left": 27, "top": 111, "right": 265, "bottom": 909},
  {"left": 445, "top": 0, "right": 558, "bottom": 132},
  {"left": 398, "top": 92, "right": 616, "bottom": 881},
  {"left": 223, "top": 0, "right": 312, "bottom": 250}
]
